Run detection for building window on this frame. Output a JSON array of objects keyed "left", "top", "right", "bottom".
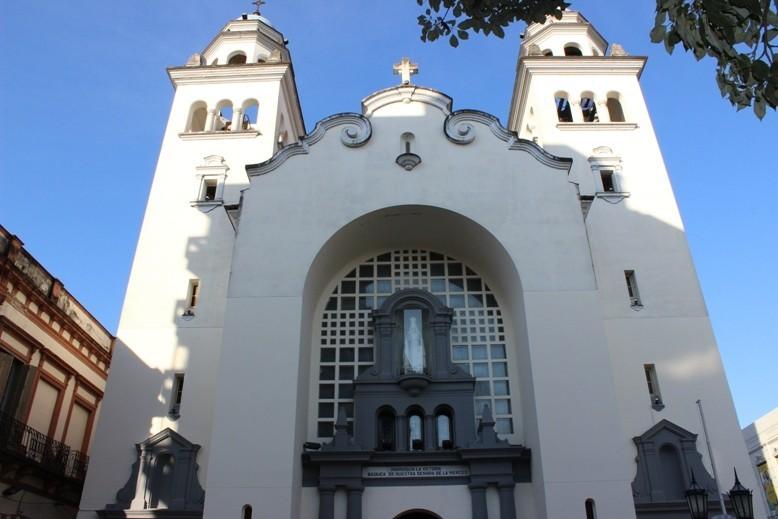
[
  {"left": 625, "top": 270, "right": 641, "bottom": 307},
  {"left": 436, "top": 409, "right": 453, "bottom": 449},
  {"left": 542, "top": 49, "right": 553, "bottom": 56},
  {"left": 644, "top": 364, "right": 664, "bottom": 409},
  {"left": 585, "top": 499, "right": 597, "bottom": 519},
  {"left": 376, "top": 407, "right": 396, "bottom": 451},
  {"left": 314, "top": 250, "right": 514, "bottom": 439},
  {"left": 408, "top": 410, "right": 424, "bottom": 451},
  {"left": 555, "top": 93, "right": 573, "bottom": 122},
  {"left": 170, "top": 373, "right": 185, "bottom": 416},
  {"left": 201, "top": 179, "right": 218, "bottom": 201},
  {"left": 0, "top": 353, "right": 27, "bottom": 417},
  {"left": 600, "top": 170, "right": 616, "bottom": 192},
  {"left": 184, "top": 279, "right": 200, "bottom": 315}
]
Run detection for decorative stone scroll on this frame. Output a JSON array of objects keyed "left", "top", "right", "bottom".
[
  {"left": 443, "top": 109, "right": 573, "bottom": 170},
  {"left": 246, "top": 113, "right": 371, "bottom": 176}
]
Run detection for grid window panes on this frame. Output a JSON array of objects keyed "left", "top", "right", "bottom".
[{"left": 316, "top": 250, "right": 514, "bottom": 439}]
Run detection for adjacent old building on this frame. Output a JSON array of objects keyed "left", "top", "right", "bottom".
[
  {"left": 77, "top": 10, "right": 764, "bottom": 519},
  {"left": 0, "top": 226, "right": 114, "bottom": 519}
]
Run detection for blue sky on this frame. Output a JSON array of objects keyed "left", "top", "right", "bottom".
[{"left": 0, "top": 1, "right": 775, "bottom": 427}]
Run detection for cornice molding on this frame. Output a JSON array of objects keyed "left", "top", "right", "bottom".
[
  {"left": 246, "top": 113, "right": 372, "bottom": 176},
  {"left": 556, "top": 122, "right": 638, "bottom": 131},
  {"left": 246, "top": 107, "right": 572, "bottom": 178},
  {"left": 362, "top": 85, "right": 453, "bottom": 117},
  {"left": 199, "top": 18, "right": 286, "bottom": 60},
  {"left": 508, "top": 55, "right": 646, "bottom": 130},
  {"left": 518, "top": 56, "right": 647, "bottom": 76},
  {"left": 523, "top": 22, "right": 608, "bottom": 52},
  {"left": 179, "top": 130, "right": 260, "bottom": 141},
  {"left": 444, "top": 110, "right": 572, "bottom": 171},
  {"left": 168, "top": 63, "right": 290, "bottom": 86}
]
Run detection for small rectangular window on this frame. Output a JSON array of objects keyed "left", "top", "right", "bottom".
[
  {"left": 187, "top": 279, "right": 200, "bottom": 308},
  {"left": 601, "top": 170, "right": 615, "bottom": 192},
  {"left": 625, "top": 270, "right": 641, "bottom": 307},
  {"left": 170, "top": 373, "right": 184, "bottom": 416},
  {"left": 201, "top": 179, "right": 218, "bottom": 201},
  {"left": 644, "top": 364, "right": 663, "bottom": 409}
]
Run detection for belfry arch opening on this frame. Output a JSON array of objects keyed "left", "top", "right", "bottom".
[
  {"left": 227, "top": 51, "right": 247, "bottom": 64},
  {"left": 298, "top": 205, "right": 531, "bottom": 446}
]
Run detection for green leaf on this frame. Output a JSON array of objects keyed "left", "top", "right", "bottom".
[
  {"left": 450, "top": 34, "right": 459, "bottom": 47},
  {"left": 458, "top": 29, "right": 469, "bottom": 39},
  {"left": 754, "top": 96, "right": 766, "bottom": 119},
  {"left": 752, "top": 60, "right": 770, "bottom": 81},
  {"left": 650, "top": 24, "right": 667, "bottom": 43}
]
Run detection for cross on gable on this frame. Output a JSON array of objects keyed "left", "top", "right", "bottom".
[
  {"left": 252, "top": 0, "right": 265, "bottom": 14},
  {"left": 393, "top": 57, "right": 419, "bottom": 85}
]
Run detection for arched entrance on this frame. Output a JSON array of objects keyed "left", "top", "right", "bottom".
[
  {"left": 300, "top": 205, "right": 529, "bottom": 440},
  {"left": 394, "top": 510, "right": 442, "bottom": 519}
]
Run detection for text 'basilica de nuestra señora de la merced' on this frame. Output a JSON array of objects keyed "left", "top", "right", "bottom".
[{"left": 75, "top": 8, "right": 766, "bottom": 519}]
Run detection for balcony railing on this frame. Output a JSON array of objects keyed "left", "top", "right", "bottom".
[{"left": 0, "top": 410, "right": 89, "bottom": 481}]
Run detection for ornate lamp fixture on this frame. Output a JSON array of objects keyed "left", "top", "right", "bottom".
[
  {"left": 686, "top": 471, "right": 709, "bottom": 519},
  {"left": 396, "top": 132, "right": 421, "bottom": 171},
  {"left": 728, "top": 469, "right": 754, "bottom": 519},
  {"left": 395, "top": 151, "right": 422, "bottom": 171}
]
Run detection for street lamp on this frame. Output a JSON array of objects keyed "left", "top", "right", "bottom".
[
  {"left": 728, "top": 469, "right": 754, "bottom": 519},
  {"left": 686, "top": 470, "right": 709, "bottom": 519}
]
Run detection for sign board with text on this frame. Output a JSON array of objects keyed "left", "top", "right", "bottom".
[{"left": 362, "top": 465, "right": 470, "bottom": 479}]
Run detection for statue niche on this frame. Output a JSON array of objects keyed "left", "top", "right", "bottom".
[
  {"left": 352, "top": 288, "right": 477, "bottom": 449},
  {"left": 402, "top": 308, "right": 426, "bottom": 375},
  {"left": 361, "top": 289, "right": 472, "bottom": 391}
]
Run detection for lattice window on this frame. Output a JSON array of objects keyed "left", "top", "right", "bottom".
[{"left": 315, "top": 249, "right": 514, "bottom": 439}]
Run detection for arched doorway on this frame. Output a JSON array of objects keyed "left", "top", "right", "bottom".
[{"left": 394, "top": 510, "right": 442, "bottom": 519}]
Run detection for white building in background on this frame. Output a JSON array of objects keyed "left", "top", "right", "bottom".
[
  {"left": 744, "top": 408, "right": 778, "bottom": 518},
  {"left": 77, "top": 10, "right": 765, "bottom": 519}
]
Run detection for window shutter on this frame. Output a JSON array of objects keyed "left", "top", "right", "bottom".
[{"left": 14, "top": 365, "right": 38, "bottom": 421}]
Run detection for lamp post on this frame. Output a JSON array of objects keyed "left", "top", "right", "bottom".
[
  {"left": 687, "top": 471, "right": 710, "bottom": 519},
  {"left": 728, "top": 469, "right": 754, "bottom": 519}
]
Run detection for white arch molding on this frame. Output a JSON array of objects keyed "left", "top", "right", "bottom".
[{"left": 297, "top": 205, "right": 532, "bottom": 447}]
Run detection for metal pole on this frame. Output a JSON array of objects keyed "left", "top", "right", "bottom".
[{"left": 697, "top": 399, "right": 728, "bottom": 516}]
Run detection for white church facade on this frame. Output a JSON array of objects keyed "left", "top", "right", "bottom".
[{"left": 77, "top": 10, "right": 764, "bottom": 519}]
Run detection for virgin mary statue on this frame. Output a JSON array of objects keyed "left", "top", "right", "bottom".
[{"left": 403, "top": 312, "right": 426, "bottom": 374}]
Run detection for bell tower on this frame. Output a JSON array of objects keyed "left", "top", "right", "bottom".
[
  {"left": 507, "top": 11, "right": 763, "bottom": 519},
  {"left": 79, "top": 11, "right": 304, "bottom": 517}
]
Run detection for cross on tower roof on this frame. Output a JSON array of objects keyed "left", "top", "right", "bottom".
[
  {"left": 393, "top": 57, "right": 419, "bottom": 85},
  {"left": 252, "top": 0, "right": 265, "bottom": 15}
]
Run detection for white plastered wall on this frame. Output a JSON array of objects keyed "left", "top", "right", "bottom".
[{"left": 203, "top": 92, "right": 635, "bottom": 519}]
